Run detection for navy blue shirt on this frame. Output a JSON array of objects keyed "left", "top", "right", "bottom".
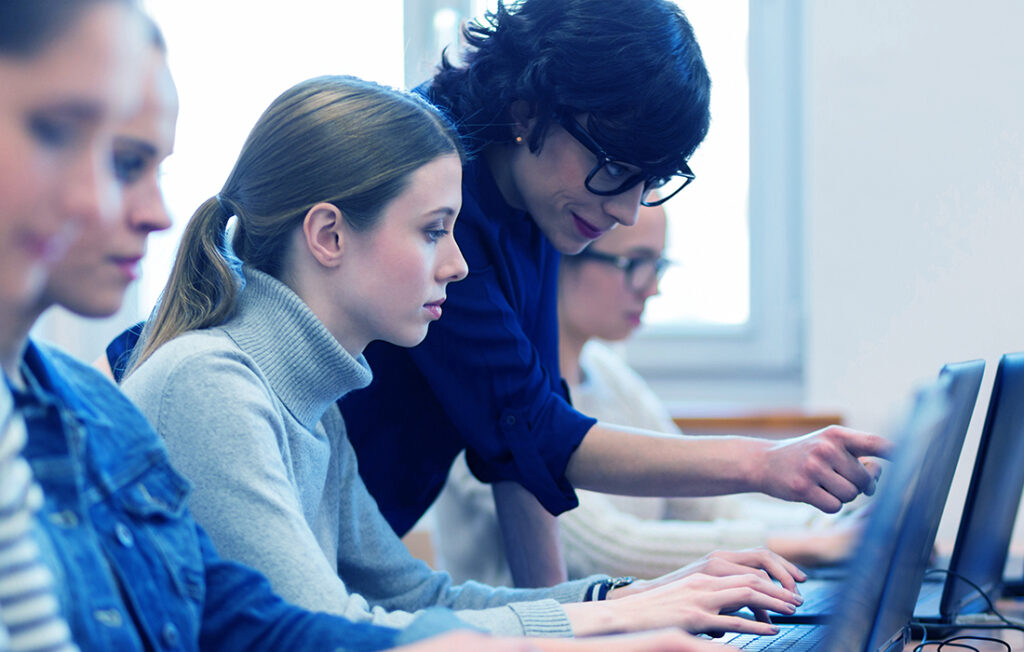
[{"left": 341, "top": 156, "right": 597, "bottom": 536}]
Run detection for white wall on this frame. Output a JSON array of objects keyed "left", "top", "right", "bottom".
[{"left": 802, "top": 0, "right": 1024, "bottom": 545}]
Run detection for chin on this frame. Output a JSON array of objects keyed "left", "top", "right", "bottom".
[
  {"left": 539, "top": 220, "right": 589, "bottom": 255},
  {"left": 552, "top": 234, "right": 590, "bottom": 256},
  {"left": 64, "top": 296, "right": 124, "bottom": 319},
  {"left": 601, "top": 325, "right": 635, "bottom": 342},
  {"left": 386, "top": 329, "right": 430, "bottom": 349},
  {"left": 562, "top": 242, "right": 591, "bottom": 256}
]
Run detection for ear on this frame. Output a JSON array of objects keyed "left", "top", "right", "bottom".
[
  {"left": 508, "top": 100, "right": 536, "bottom": 140},
  {"left": 302, "top": 202, "right": 346, "bottom": 268}
]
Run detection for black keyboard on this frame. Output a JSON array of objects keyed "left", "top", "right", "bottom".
[{"left": 724, "top": 624, "right": 828, "bottom": 651}]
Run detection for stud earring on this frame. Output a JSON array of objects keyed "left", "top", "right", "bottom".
[{"left": 514, "top": 135, "right": 524, "bottom": 145}]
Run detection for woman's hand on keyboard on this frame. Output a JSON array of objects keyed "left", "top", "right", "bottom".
[
  {"left": 539, "top": 629, "right": 736, "bottom": 651},
  {"left": 564, "top": 571, "right": 800, "bottom": 636},
  {"left": 612, "top": 548, "right": 806, "bottom": 596},
  {"left": 766, "top": 514, "right": 865, "bottom": 567},
  {"left": 396, "top": 629, "right": 735, "bottom": 652}
]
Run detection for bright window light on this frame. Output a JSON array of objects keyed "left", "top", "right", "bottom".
[
  {"left": 644, "top": 1, "right": 750, "bottom": 328},
  {"left": 139, "top": 1, "right": 404, "bottom": 311},
  {"left": 141, "top": 1, "right": 750, "bottom": 332},
  {"left": 470, "top": 1, "right": 752, "bottom": 329}
]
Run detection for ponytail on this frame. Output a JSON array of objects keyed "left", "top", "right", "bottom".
[
  {"left": 130, "top": 195, "right": 238, "bottom": 371},
  {"left": 128, "top": 75, "right": 464, "bottom": 374}
]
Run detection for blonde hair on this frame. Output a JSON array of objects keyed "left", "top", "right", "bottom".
[{"left": 132, "top": 75, "right": 463, "bottom": 371}]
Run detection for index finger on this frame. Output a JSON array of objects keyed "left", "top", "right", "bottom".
[
  {"left": 836, "top": 430, "right": 893, "bottom": 459},
  {"left": 731, "top": 550, "right": 806, "bottom": 591},
  {"left": 703, "top": 614, "right": 779, "bottom": 637}
]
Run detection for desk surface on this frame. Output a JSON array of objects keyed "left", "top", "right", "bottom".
[
  {"left": 905, "top": 601, "right": 1024, "bottom": 650},
  {"left": 908, "top": 631, "right": 1023, "bottom": 651}
]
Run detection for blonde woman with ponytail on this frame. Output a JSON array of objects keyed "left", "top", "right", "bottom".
[{"left": 120, "top": 75, "right": 800, "bottom": 645}]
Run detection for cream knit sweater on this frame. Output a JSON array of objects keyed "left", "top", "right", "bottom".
[{"left": 434, "top": 341, "right": 822, "bottom": 584}]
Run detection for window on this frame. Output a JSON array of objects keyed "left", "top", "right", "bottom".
[
  {"left": 35, "top": 1, "right": 409, "bottom": 363},
  {"left": 645, "top": 2, "right": 751, "bottom": 330},
  {"left": 139, "top": 0, "right": 407, "bottom": 312},
  {"left": 408, "top": 1, "right": 805, "bottom": 405},
  {"left": 622, "top": 1, "right": 805, "bottom": 406},
  {"left": 35, "top": 1, "right": 803, "bottom": 408}
]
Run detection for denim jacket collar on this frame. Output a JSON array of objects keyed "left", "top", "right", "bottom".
[{"left": 20, "top": 340, "right": 172, "bottom": 500}]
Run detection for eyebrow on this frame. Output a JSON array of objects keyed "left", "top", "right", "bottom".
[
  {"left": 113, "top": 136, "right": 158, "bottom": 158},
  {"left": 424, "top": 207, "right": 457, "bottom": 219},
  {"left": 620, "top": 246, "right": 662, "bottom": 258},
  {"left": 36, "top": 101, "right": 104, "bottom": 123}
]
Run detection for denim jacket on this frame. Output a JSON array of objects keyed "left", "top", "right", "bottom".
[{"left": 13, "top": 340, "right": 448, "bottom": 652}]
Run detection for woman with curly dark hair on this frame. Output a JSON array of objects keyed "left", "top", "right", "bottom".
[{"left": 343, "top": 0, "right": 888, "bottom": 587}]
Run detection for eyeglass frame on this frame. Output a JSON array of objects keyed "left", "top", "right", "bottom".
[
  {"left": 573, "top": 248, "right": 674, "bottom": 292},
  {"left": 553, "top": 111, "right": 695, "bottom": 207}
]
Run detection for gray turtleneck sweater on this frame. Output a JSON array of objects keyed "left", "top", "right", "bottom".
[{"left": 123, "top": 268, "right": 602, "bottom": 637}]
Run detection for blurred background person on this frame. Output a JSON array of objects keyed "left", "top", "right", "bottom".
[{"left": 0, "top": 0, "right": 147, "bottom": 649}]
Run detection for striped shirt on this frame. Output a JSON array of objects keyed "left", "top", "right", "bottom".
[{"left": 0, "top": 382, "right": 76, "bottom": 652}]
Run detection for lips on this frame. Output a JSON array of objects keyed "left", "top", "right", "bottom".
[
  {"left": 572, "top": 213, "right": 606, "bottom": 240},
  {"left": 423, "top": 297, "right": 445, "bottom": 320},
  {"left": 110, "top": 254, "right": 143, "bottom": 281}
]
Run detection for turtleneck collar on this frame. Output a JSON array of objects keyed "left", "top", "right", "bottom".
[{"left": 221, "top": 266, "right": 372, "bottom": 430}]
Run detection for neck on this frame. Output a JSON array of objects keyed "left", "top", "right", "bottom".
[
  {"left": 279, "top": 265, "right": 367, "bottom": 360},
  {"left": 0, "top": 301, "right": 42, "bottom": 386},
  {"left": 483, "top": 143, "right": 526, "bottom": 211},
  {"left": 558, "top": 322, "right": 587, "bottom": 388}
]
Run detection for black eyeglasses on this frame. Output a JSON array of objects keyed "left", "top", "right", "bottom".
[
  {"left": 574, "top": 249, "right": 673, "bottom": 292},
  {"left": 555, "top": 112, "right": 695, "bottom": 207}
]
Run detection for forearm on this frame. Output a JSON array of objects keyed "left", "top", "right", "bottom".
[
  {"left": 566, "top": 423, "right": 888, "bottom": 514},
  {"left": 565, "top": 423, "right": 769, "bottom": 498},
  {"left": 560, "top": 601, "right": 629, "bottom": 637},
  {"left": 493, "top": 482, "right": 568, "bottom": 587},
  {"left": 560, "top": 494, "right": 767, "bottom": 580}
]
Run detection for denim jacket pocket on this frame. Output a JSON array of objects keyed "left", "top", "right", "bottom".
[{"left": 109, "top": 459, "right": 206, "bottom": 606}]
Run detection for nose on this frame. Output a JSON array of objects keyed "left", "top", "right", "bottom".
[
  {"left": 126, "top": 179, "right": 173, "bottom": 234},
  {"left": 438, "top": 237, "right": 469, "bottom": 284},
  {"left": 62, "top": 145, "right": 123, "bottom": 229},
  {"left": 638, "top": 273, "right": 661, "bottom": 300},
  {"left": 600, "top": 184, "right": 643, "bottom": 228}
]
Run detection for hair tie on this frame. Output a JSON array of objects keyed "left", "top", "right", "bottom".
[{"left": 216, "top": 194, "right": 234, "bottom": 217}]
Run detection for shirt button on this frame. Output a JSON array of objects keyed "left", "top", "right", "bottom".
[
  {"left": 501, "top": 415, "right": 517, "bottom": 427},
  {"left": 115, "top": 522, "right": 134, "bottom": 547},
  {"left": 94, "top": 608, "right": 123, "bottom": 627},
  {"left": 161, "top": 623, "right": 180, "bottom": 648}
]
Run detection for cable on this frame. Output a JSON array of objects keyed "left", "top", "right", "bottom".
[
  {"left": 922, "top": 568, "right": 1019, "bottom": 628},
  {"left": 912, "top": 642, "right": 974, "bottom": 652},
  {"left": 913, "top": 634, "right": 1013, "bottom": 652},
  {"left": 907, "top": 569, "right": 1024, "bottom": 651},
  {"left": 940, "top": 636, "right": 1008, "bottom": 652},
  {"left": 911, "top": 624, "right": 1024, "bottom": 633}
]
